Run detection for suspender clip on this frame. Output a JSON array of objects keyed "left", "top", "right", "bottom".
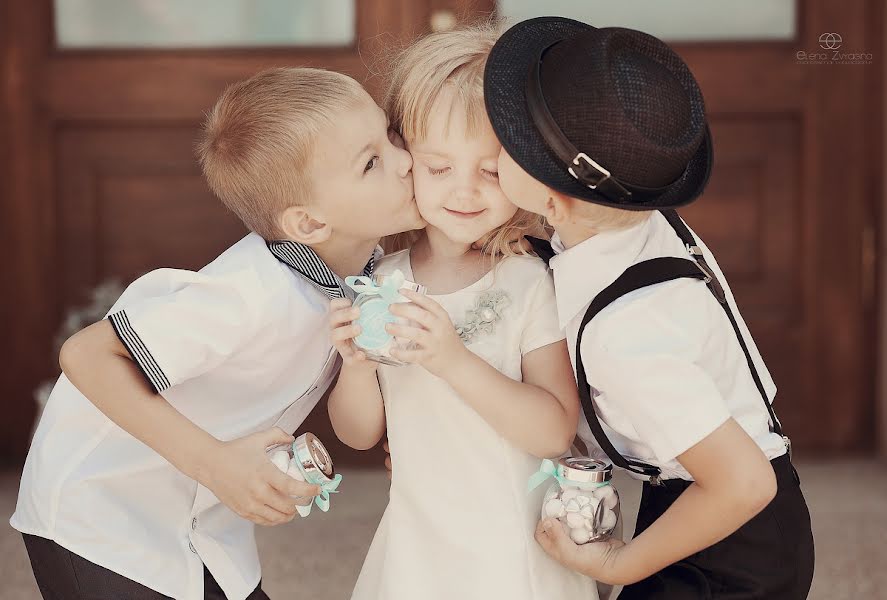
[
  {"left": 686, "top": 244, "right": 727, "bottom": 304},
  {"left": 649, "top": 474, "right": 664, "bottom": 487},
  {"left": 783, "top": 435, "right": 793, "bottom": 461}
]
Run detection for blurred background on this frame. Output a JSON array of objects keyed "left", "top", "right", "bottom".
[{"left": 0, "top": 0, "right": 884, "bottom": 598}]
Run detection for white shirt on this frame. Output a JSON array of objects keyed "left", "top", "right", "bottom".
[
  {"left": 551, "top": 211, "right": 787, "bottom": 481},
  {"left": 11, "top": 233, "right": 373, "bottom": 600}
]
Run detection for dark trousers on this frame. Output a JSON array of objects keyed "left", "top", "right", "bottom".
[
  {"left": 22, "top": 534, "right": 270, "bottom": 600},
  {"left": 619, "top": 454, "right": 815, "bottom": 600}
]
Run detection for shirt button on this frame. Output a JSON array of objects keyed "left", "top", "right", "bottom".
[
  {"left": 191, "top": 517, "right": 198, "bottom": 530},
  {"left": 188, "top": 541, "right": 197, "bottom": 554}
]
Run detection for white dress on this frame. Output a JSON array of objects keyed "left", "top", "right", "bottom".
[{"left": 351, "top": 250, "right": 599, "bottom": 600}]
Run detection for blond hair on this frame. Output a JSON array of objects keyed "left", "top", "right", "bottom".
[
  {"left": 197, "top": 67, "right": 365, "bottom": 239},
  {"left": 382, "top": 21, "right": 547, "bottom": 257}
]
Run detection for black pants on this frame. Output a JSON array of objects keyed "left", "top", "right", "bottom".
[
  {"left": 619, "top": 454, "right": 815, "bottom": 600},
  {"left": 22, "top": 534, "right": 270, "bottom": 600}
]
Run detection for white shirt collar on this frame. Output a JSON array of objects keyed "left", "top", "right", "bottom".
[
  {"left": 266, "top": 240, "right": 376, "bottom": 300},
  {"left": 549, "top": 216, "right": 654, "bottom": 329}
]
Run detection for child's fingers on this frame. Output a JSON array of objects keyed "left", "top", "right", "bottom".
[
  {"left": 388, "top": 303, "right": 436, "bottom": 330},
  {"left": 262, "top": 485, "right": 299, "bottom": 516},
  {"left": 385, "top": 323, "right": 431, "bottom": 346},
  {"left": 331, "top": 323, "right": 362, "bottom": 344},
  {"left": 534, "top": 519, "right": 569, "bottom": 560},
  {"left": 388, "top": 346, "right": 424, "bottom": 365},
  {"left": 256, "top": 427, "right": 295, "bottom": 451},
  {"left": 398, "top": 289, "right": 449, "bottom": 320},
  {"left": 329, "top": 298, "right": 352, "bottom": 312},
  {"left": 251, "top": 502, "right": 293, "bottom": 527},
  {"left": 329, "top": 306, "right": 360, "bottom": 328}
]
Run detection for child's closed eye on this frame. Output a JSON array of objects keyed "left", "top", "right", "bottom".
[
  {"left": 428, "top": 165, "right": 450, "bottom": 176},
  {"left": 364, "top": 156, "right": 380, "bottom": 173},
  {"left": 482, "top": 169, "right": 499, "bottom": 179}
]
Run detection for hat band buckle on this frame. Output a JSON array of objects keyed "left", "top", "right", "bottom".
[{"left": 569, "top": 153, "right": 611, "bottom": 189}]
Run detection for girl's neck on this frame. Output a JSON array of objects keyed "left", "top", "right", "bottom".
[
  {"left": 412, "top": 225, "right": 475, "bottom": 265},
  {"left": 409, "top": 226, "right": 491, "bottom": 295}
]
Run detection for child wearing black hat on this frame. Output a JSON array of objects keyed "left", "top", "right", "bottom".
[{"left": 484, "top": 17, "right": 814, "bottom": 599}]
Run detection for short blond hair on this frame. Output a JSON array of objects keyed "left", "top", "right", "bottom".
[
  {"left": 383, "top": 21, "right": 547, "bottom": 257},
  {"left": 570, "top": 200, "right": 652, "bottom": 232},
  {"left": 197, "top": 67, "right": 365, "bottom": 239}
]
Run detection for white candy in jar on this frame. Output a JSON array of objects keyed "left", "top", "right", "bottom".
[
  {"left": 570, "top": 527, "right": 591, "bottom": 545},
  {"left": 544, "top": 498, "right": 566, "bottom": 519},
  {"left": 565, "top": 512, "right": 586, "bottom": 529},
  {"left": 270, "top": 450, "right": 290, "bottom": 473},
  {"left": 600, "top": 507, "right": 618, "bottom": 531},
  {"left": 593, "top": 485, "right": 619, "bottom": 510},
  {"left": 539, "top": 457, "right": 621, "bottom": 545}
]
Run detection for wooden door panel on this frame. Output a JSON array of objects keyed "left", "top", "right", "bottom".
[
  {"left": 56, "top": 125, "right": 245, "bottom": 309},
  {"left": 0, "top": 0, "right": 881, "bottom": 462}
]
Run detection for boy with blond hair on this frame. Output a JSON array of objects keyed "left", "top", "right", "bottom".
[
  {"left": 485, "top": 17, "right": 814, "bottom": 599},
  {"left": 11, "top": 67, "right": 422, "bottom": 600}
]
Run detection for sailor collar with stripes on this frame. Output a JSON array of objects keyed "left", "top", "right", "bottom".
[{"left": 266, "top": 240, "right": 377, "bottom": 300}]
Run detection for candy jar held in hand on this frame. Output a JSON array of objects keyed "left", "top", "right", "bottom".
[
  {"left": 269, "top": 432, "right": 342, "bottom": 517},
  {"left": 529, "top": 457, "right": 620, "bottom": 544},
  {"left": 344, "top": 269, "right": 426, "bottom": 366}
]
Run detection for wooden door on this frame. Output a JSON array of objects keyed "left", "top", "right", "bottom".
[
  {"left": 0, "top": 0, "right": 430, "bottom": 463},
  {"left": 1, "top": 0, "right": 882, "bottom": 464}
]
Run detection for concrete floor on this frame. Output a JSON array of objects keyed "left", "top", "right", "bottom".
[{"left": 1, "top": 459, "right": 884, "bottom": 599}]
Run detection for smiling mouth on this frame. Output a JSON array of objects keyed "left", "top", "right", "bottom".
[{"left": 445, "top": 208, "right": 486, "bottom": 218}]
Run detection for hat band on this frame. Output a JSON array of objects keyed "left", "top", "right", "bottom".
[{"left": 525, "top": 41, "right": 678, "bottom": 203}]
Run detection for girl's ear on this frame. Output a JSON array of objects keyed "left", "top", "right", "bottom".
[{"left": 278, "top": 205, "right": 332, "bottom": 245}]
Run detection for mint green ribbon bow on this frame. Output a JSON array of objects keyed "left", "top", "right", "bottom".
[
  {"left": 527, "top": 458, "right": 607, "bottom": 493},
  {"left": 345, "top": 269, "right": 406, "bottom": 305},
  {"left": 295, "top": 470, "right": 343, "bottom": 518}
]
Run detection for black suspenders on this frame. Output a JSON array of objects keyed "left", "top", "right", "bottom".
[{"left": 576, "top": 209, "right": 788, "bottom": 481}]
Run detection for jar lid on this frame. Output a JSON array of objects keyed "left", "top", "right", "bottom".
[
  {"left": 293, "top": 433, "right": 335, "bottom": 483},
  {"left": 372, "top": 273, "right": 427, "bottom": 295},
  {"left": 557, "top": 457, "right": 613, "bottom": 483}
]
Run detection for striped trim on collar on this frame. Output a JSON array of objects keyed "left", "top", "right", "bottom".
[{"left": 266, "top": 240, "right": 376, "bottom": 300}]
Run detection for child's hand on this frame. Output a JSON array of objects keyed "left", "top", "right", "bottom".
[
  {"left": 202, "top": 428, "right": 321, "bottom": 527},
  {"left": 329, "top": 298, "right": 376, "bottom": 369},
  {"left": 386, "top": 289, "right": 469, "bottom": 379},
  {"left": 534, "top": 518, "right": 630, "bottom": 585}
]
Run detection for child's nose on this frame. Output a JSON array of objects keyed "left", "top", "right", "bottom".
[{"left": 455, "top": 171, "right": 481, "bottom": 197}]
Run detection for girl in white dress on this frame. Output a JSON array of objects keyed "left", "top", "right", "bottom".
[{"left": 327, "top": 24, "right": 599, "bottom": 600}]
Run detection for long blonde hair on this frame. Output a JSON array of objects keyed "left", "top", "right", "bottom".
[{"left": 381, "top": 20, "right": 548, "bottom": 257}]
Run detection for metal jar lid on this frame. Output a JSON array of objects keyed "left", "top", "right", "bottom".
[
  {"left": 292, "top": 433, "right": 335, "bottom": 483},
  {"left": 371, "top": 274, "right": 427, "bottom": 295},
  {"left": 557, "top": 457, "right": 613, "bottom": 483}
]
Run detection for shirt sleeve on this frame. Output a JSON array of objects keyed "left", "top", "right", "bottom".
[
  {"left": 519, "top": 266, "right": 566, "bottom": 356},
  {"left": 107, "top": 269, "right": 266, "bottom": 394},
  {"left": 583, "top": 296, "right": 731, "bottom": 464}
]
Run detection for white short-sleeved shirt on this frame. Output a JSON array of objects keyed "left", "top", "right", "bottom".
[
  {"left": 551, "top": 211, "right": 787, "bottom": 481},
  {"left": 11, "top": 233, "right": 376, "bottom": 600},
  {"left": 351, "top": 251, "right": 598, "bottom": 600}
]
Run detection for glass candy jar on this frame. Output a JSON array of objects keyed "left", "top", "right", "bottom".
[
  {"left": 540, "top": 458, "right": 620, "bottom": 544},
  {"left": 345, "top": 269, "right": 426, "bottom": 366},
  {"left": 269, "top": 433, "right": 341, "bottom": 516}
]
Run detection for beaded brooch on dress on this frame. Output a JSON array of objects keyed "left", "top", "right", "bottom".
[{"left": 454, "top": 290, "right": 511, "bottom": 344}]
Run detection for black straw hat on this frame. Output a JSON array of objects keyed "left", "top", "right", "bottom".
[{"left": 484, "top": 17, "right": 713, "bottom": 210}]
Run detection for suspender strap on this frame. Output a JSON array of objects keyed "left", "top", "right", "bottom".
[
  {"left": 576, "top": 210, "right": 786, "bottom": 478},
  {"left": 576, "top": 258, "right": 708, "bottom": 477},
  {"left": 659, "top": 210, "right": 783, "bottom": 437}
]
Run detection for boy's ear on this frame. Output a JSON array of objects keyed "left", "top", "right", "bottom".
[
  {"left": 545, "top": 190, "right": 572, "bottom": 226},
  {"left": 278, "top": 205, "right": 332, "bottom": 245}
]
